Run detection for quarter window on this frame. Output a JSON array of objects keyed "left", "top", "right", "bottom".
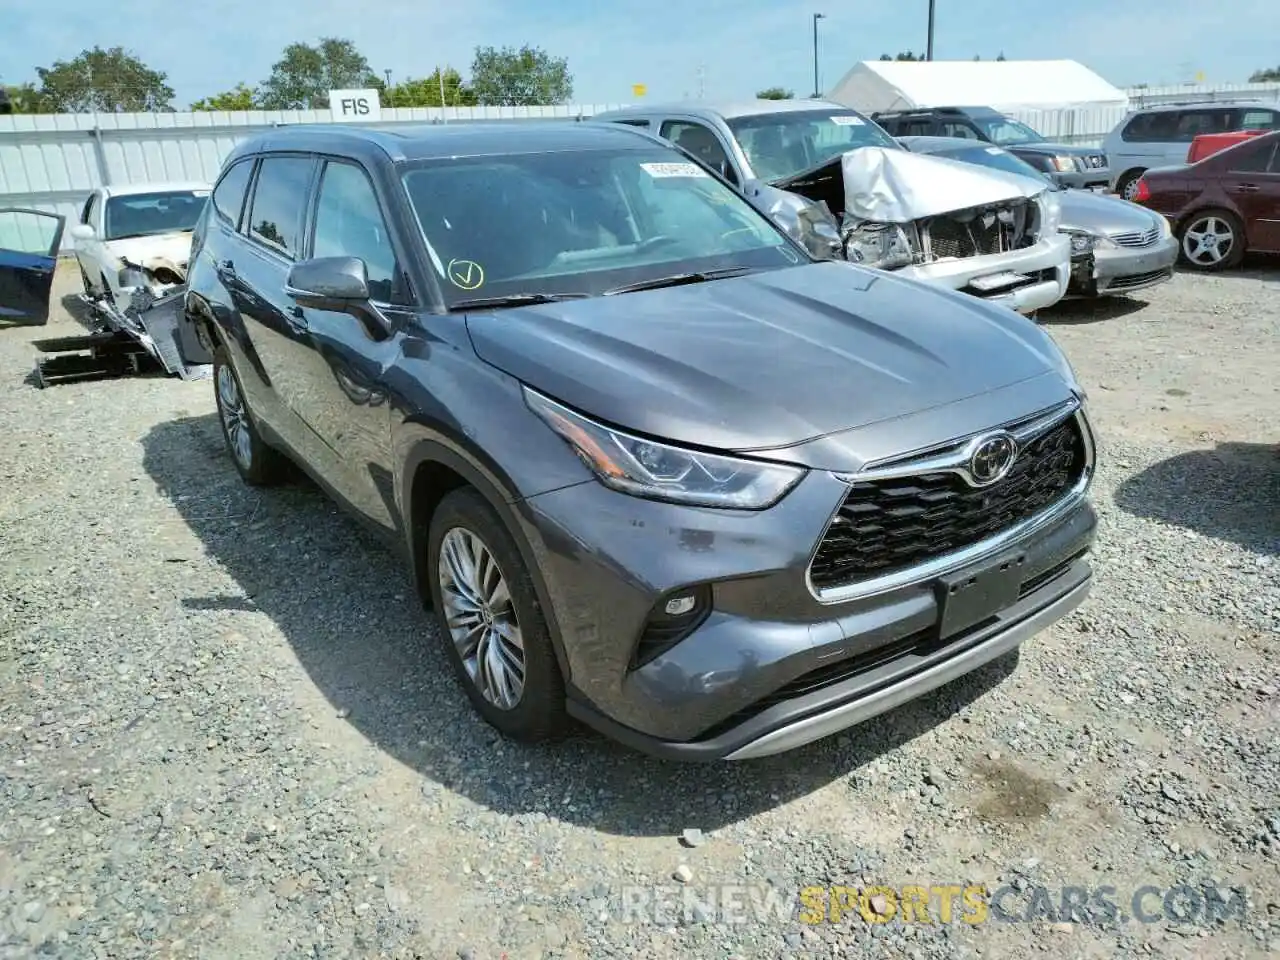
[
  {"left": 246, "top": 155, "right": 313, "bottom": 258},
  {"left": 1240, "top": 109, "right": 1280, "bottom": 130},
  {"left": 311, "top": 160, "right": 405, "bottom": 303},
  {"left": 212, "top": 159, "right": 254, "bottom": 229},
  {"left": 1121, "top": 111, "right": 1179, "bottom": 143}
]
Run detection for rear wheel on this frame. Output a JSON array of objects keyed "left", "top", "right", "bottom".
[
  {"left": 427, "top": 487, "right": 569, "bottom": 743},
  {"left": 1178, "top": 209, "right": 1246, "bottom": 272},
  {"left": 1115, "top": 169, "right": 1145, "bottom": 201},
  {"left": 212, "top": 345, "right": 289, "bottom": 486}
]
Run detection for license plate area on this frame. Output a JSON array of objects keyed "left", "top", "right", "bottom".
[
  {"left": 968, "top": 270, "right": 1029, "bottom": 293},
  {"left": 935, "top": 550, "right": 1027, "bottom": 640}
]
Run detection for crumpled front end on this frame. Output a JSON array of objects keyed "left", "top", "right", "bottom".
[{"left": 750, "top": 147, "right": 1070, "bottom": 313}]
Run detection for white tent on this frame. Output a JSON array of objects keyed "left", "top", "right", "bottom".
[{"left": 826, "top": 59, "right": 1128, "bottom": 115}]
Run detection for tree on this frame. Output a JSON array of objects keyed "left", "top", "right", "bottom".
[
  {"left": 32, "top": 46, "right": 173, "bottom": 112},
  {"left": 879, "top": 52, "right": 923, "bottom": 61},
  {"left": 191, "top": 83, "right": 258, "bottom": 111},
  {"left": 756, "top": 87, "right": 794, "bottom": 100},
  {"left": 1249, "top": 65, "right": 1280, "bottom": 82},
  {"left": 469, "top": 44, "right": 573, "bottom": 106},
  {"left": 0, "top": 82, "right": 48, "bottom": 114},
  {"left": 385, "top": 67, "right": 477, "bottom": 108},
  {"left": 257, "top": 38, "right": 380, "bottom": 110}
]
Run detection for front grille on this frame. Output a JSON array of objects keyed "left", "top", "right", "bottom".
[
  {"left": 1109, "top": 225, "right": 1161, "bottom": 247},
  {"left": 1087, "top": 154, "right": 1107, "bottom": 168},
  {"left": 808, "top": 415, "right": 1088, "bottom": 592},
  {"left": 1106, "top": 268, "right": 1173, "bottom": 291},
  {"left": 923, "top": 199, "right": 1034, "bottom": 261}
]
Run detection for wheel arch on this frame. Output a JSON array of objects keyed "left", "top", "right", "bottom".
[{"left": 399, "top": 435, "right": 574, "bottom": 683}]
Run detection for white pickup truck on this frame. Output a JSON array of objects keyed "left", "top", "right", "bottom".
[{"left": 593, "top": 99, "right": 1071, "bottom": 315}]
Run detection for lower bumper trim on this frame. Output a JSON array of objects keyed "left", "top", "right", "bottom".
[{"left": 725, "top": 574, "right": 1090, "bottom": 759}]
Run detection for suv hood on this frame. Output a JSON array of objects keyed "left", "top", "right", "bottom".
[
  {"left": 1015, "top": 142, "right": 1103, "bottom": 158},
  {"left": 773, "top": 147, "right": 1045, "bottom": 224},
  {"left": 465, "top": 261, "right": 1071, "bottom": 453}
]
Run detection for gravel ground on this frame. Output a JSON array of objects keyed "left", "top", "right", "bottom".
[{"left": 1, "top": 261, "right": 1277, "bottom": 960}]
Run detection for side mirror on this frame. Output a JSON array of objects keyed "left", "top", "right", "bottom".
[
  {"left": 69, "top": 224, "right": 95, "bottom": 241},
  {"left": 285, "top": 256, "right": 390, "bottom": 339}
]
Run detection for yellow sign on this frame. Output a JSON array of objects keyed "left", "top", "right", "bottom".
[
  {"left": 1194, "top": 71, "right": 1205, "bottom": 83},
  {"left": 632, "top": 83, "right": 647, "bottom": 98},
  {"left": 446, "top": 259, "right": 484, "bottom": 290}
]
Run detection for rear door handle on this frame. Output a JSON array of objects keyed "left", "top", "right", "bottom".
[{"left": 1232, "top": 183, "right": 1260, "bottom": 192}]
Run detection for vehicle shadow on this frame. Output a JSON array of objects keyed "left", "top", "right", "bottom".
[
  {"left": 1114, "top": 440, "right": 1280, "bottom": 556},
  {"left": 1039, "top": 295, "right": 1152, "bottom": 326},
  {"left": 141, "top": 412, "right": 1023, "bottom": 837}
]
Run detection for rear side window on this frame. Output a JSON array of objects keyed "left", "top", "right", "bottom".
[
  {"left": 246, "top": 156, "right": 314, "bottom": 258},
  {"left": 1226, "top": 140, "right": 1279, "bottom": 173},
  {"left": 1239, "top": 109, "right": 1280, "bottom": 130},
  {"left": 1173, "top": 109, "right": 1234, "bottom": 141},
  {"left": 612, "top": 118, "right": 651, "bottom": 128},
  {"left": 940, "top": 121, "right": 980, "bottom": 139},
  {"left": 1121, "top": 111, "right": 1180, "bottom": 142},
  {"left": 211, "top": 159, "right": 254, "bottom": 229}
]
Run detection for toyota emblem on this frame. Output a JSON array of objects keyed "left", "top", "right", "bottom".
[{"left": 968, "top": 432, "right": 1018, "bottom": 485}]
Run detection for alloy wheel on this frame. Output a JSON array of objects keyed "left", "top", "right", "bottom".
[
  {"left": 438, "top": 527, "right": 526, "bottom": 710},
  {"left": 1182, "top": 216, "right": 1235, "bottom": 267},
  {"left": 216, "top": 364, "right": 253, "bottom": 470}
]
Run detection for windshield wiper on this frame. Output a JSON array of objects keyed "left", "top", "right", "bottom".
[
  {"left": 450, "top": 292, "right": 590, "bottom": 311},
  {"left": 603, "top": 266, "right": 756, "bottom": 296}
]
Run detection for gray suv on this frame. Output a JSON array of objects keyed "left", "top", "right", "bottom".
[{"left": 184, "top": 120, "right": 1097, "bottom": 761}]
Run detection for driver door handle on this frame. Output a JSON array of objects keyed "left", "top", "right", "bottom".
[
  {"left": 286, "top": 305, "right": 310, "bottom": 334},
  {"left": 1232, "top": 183, "right": 1259, "bottom": 193}
]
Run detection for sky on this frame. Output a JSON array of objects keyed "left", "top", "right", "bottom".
[{"left": 2, "top": 0, "right": 1277, "bottom": 108}]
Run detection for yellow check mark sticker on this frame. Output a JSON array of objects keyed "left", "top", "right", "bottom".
[{"left": 446, "top": 259, "right": 485, "bottom": 290}]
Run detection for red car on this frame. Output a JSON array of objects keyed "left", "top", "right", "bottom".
[{"left": 1132, "top": 129, "right": 1280, "bottom": 271}]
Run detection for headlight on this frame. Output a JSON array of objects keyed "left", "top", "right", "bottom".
[
  {"left": 117, "top": 264, "right": 145, "bottom": 288},
  {"left": 1039, "top": 193, "right": 1062, "bottom": 234},
  {"left": 1065, "top": 229, "right": 1095, "bottom": 255},
  {"left": 1051, "top": 155, "right": 1078, "bottom": 172},
  {"left": 843, "top": 221, "right": 916, "bottom": 270},
  {"left": 1156, "top": 214, "right": 1172, "bottom": 239},
  {"left": 524, "top": 388, "right": 807, "bottom": 509}
]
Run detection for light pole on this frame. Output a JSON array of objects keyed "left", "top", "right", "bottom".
[
  {"left": 812, "top": 12, "right": 825, "bottom": 98},
  {"left": 926, "top": 0, "right": 936, "bottom": 61}
]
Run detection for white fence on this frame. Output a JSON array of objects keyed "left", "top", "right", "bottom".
[{"left": 3, "top": 82, "right": 1279, "bottom": 253}]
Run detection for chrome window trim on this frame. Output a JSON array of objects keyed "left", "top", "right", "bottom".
[{"left": 806, "top": 400, "right": 1095, "bottom": 604}]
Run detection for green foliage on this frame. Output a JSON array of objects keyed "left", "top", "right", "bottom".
[
  {"left": 0, "top": 82, "right": 48, "bottom": 114},
  {"left": 756, "top": 87, "right": 795, "bottom": 100},
  {"left": 1249, "top": 65, "right": 1280, "bottom": 82},
  {"left": 385, "top": 67, "right": 477, "bottom": 108},
  {"left": 257, "top": 37, "right": 380, "bottom": 110},
  {"left": 879, "top": 52, "right": 924, "bottom": 61},
  {"left": 190, "top": 83, "right": 258, "bottom": 111},
  {"left": 31, "top": 46, "right": 174, "bottom": 112},
  {"left": 469, "top": 44, "right": 573, "bottom": 106}
]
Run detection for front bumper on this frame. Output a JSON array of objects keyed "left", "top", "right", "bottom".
[
  {"left": 897, "top": 233, "right": 1071, "bottom": 315},
  {"left": 1052, "top": 168, "right": 1112, "bottom": 191},
  {"left": 1066, "top": 233, "right": 1179, "bottom": 298},
  {"left": 515, "top": 407, "right": 1098, "bottom": 761}
]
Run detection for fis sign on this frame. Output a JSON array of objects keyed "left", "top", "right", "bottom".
[{"left": 328, "top": 89, "right": 382, "bottom": 122}]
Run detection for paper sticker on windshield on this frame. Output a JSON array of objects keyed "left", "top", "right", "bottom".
[
  {"left": 831, "top": 115, "right": 865, "bottom": 126},
  {"left": 641, "top": 162, "right": 709, "bottom": 178},
  {"left": 984, "top": 146, "right": 1005, "bottom": 155},
  {"left": 446, "top": 258, "right": 485, "bottom": 290},
  {"left": 193, "top": 189, "right": 211, "bottom": 197}
]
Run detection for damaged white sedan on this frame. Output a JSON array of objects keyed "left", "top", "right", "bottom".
[
  {"left": 592, "top": 100, "right": 1071, "bottom": 315},
  {"left": 69, "top": 181, "right": 210, "bottom": 310}
]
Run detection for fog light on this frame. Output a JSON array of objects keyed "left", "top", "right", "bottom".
[{"left": 664, "top": 595, "right": 697, "bottom": 616}]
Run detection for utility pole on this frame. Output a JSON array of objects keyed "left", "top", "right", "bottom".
[
  {"left": 384, "top": 69, "right": 393, "bottom": 107},
  {"left": 926, "top": 0, "right": 936, "bottom": 61},
  {"left": 812, "top": 13, "right": 826, "bottom": 98},
  {"left": 438, "top": 65, "right": 449, "bottom": 122}
]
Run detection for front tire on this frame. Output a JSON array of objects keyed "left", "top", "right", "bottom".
[
  {"left": 1178, "top": 209, "right": 1246, "bottom": 272},
  {"left": 212, "top": 345, "right": 289, "bottom": 486},
  {"left": 427, "top": 487, "right": 569, "bottom": 743}
]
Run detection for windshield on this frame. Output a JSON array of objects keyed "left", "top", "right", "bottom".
[
  {"left": 103, "top": 190, "right": 208, "bottom": 241},
  {"left": 727, "top": 109, "right": 900, "bottom": 183},
  {"left": 400, "top": 147, "right": 804, "bottom": 307},
  {"left": 932, "top": 144, "right": 1054, "bottom": 186},
  {"left": 973, "top": 116, "right": 1046, "bottom": 146}
]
